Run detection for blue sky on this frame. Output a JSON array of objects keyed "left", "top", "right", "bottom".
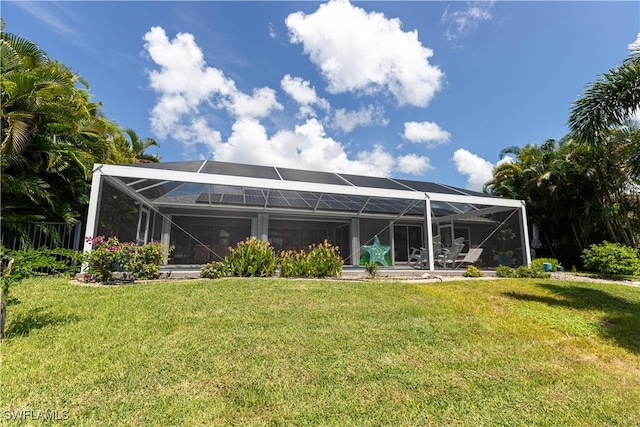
[{"left": 4, "top": 1, "right": 639, "bottom": 189}]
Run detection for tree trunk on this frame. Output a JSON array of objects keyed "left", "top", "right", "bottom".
[{"left": 0, "top": 258, "right": 14, "bottom": 342}]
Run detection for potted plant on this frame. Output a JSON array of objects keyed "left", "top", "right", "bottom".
[{"left": 493, "top": 227, "right": 516, "bottom": 266}]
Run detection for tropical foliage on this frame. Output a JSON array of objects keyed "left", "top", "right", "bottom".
[
  {"left": 84, "top": 236, "right": 170, "bottom": 282},
  {"left": 279, "top": 240, "right": 343, "bottom": 278},
  {"left": 581, "top": 241, "right": 640, "bottom": 276},
  {"left": 201, "top": 239, "right": 344, "bottom": 279},
  {"left": 0, "top": 21, "right": 159, "bottom": 243},
  {"left": 485, "top": 45, "right": 640, "bottom": 267},
  {"left": 223, "top": 237, "right": 279, "bottom": 277}
]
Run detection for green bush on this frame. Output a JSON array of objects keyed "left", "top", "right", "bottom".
[
  {"left": 581, "top": 241, "right": 640, "bottom": 276},
  {"left": 86, "top": 236, "right": 170, "bottom": 282},
  {"left": 128, "top": 241, "right": 169, "bottom": 280},
  {"left": 530, "top": 257, "right": 561, "bottom": 272},
  {"left": 225, "top": 237, "right": 278, "bottom": 277},
  {"left": 279, "top": 249, "right": 309, "bottom": 278},
  {"left": 463, "top": 265, "right": 483, "bottom": 277},
  {"left": 85, "top": 236, "right": 126, "bottom": 282},
  {"left": 279, "top": 240, "right": 343, "bottom": 278},
  {"left": 305, "top": 240, "right": 343, "bottom": 278},
  {"left": 495, "top": 264, "right": 550, "bottom": 278},
  {"left": 495, "top": 265, "right": 516, "bottom": 278},
  {"left": 515, "top": 265, "right": 550, "bottom": 279},
  {"left": 201, "top": 261, "right": 230, "bottom": 279},
  {"left": 1, "top": 246, "right": 83, "bottom": 280},
  {"left": 365, "top": 261, "right": 379, "bottom": 279}
]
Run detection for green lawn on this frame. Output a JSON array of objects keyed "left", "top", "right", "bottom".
[{"left": 2, "top": 277, "right": 639, "bottom": 426}]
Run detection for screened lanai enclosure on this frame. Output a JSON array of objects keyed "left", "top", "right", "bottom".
[{"left": 84, "top": 161, "right": 531, "bottom": 270}]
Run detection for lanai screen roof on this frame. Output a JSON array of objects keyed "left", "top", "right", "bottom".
[{"left": 95, "top": 160, "right": 522, "bottom": 219}]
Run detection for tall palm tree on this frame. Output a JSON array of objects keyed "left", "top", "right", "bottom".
[
  {"left": 568, "top": 44, "right": 640, "bottom": 249},
  {"left": 569, "top": 45, "right": 640, "bottom": 145},
  {"left": 0, "top": 21, "right": 48, "bottom": 157},
  {"left": 120, "top": 128, "right": 159, "bottom": 163},
  {"left": 1, "top": 24, "right": 112, "bottom": 227}
]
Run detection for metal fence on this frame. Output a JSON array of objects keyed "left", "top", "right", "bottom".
[{"left": 1, "top": 222, "right": 83, "bottom": 251}]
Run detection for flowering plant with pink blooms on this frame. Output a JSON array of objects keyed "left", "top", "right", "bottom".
[{"left": 85, "top": 236, "right": 170, "bottom": 282}]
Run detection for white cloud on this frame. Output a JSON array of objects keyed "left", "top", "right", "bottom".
[
  {"left": 280, "top": 74, "right": 329, "bottom": 117},
  {"left": 144, "top": 26, "right": 282, "bottom": 139},
  {"left": 403, "top": 121, "right": 450, "bottom": 145},
  {"left": 226, "top": 87, "right": 282, "bottom": 119},
  {"left": 629, "top": 33, "right": 640, "bottom": 52},
  {"left": 333, "top": 105, "right": 388, "bottom": 133},
  {"left": 286, "top": 0, "right": 444, "bottom": 107},
  {"left": 442, "top": 1, "right": 494, "bottom": 44},
  {"left": 396, "top": 154, "right": 432, "bottom": 175},
  {"left": 213, "top": 118, "right": 423, "bottom": 176},
  {"left": 496, "top": 156, "right": 514, "bottom": 166},
  {"left": 452, "top": 148, "right": 494, "bottom": 190},
  {"left": 144, "top": 25, "right": 429, "bottom": 178}
]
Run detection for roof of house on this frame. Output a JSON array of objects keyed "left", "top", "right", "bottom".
[{"left": 94, "top": 160, "right": 521, "bottom": 220}]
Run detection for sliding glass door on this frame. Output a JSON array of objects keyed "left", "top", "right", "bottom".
[{"left": 393, "top": 225, "right": 423, "bottom": 262}]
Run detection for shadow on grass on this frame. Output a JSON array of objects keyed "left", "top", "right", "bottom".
[
  {"left": 504, "top": 283, "right": 640, "bottom": 354},
  {"left": 5, "top": 307, "right": 80, "bottom": 338}
]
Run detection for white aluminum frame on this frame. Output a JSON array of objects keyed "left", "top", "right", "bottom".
[{"left": 83, "top": 163, "right": 531, "bottom": 270}]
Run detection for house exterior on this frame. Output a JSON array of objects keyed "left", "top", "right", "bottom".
[{"left": 83, "top": 160, "right": 531, "bottom": 270}]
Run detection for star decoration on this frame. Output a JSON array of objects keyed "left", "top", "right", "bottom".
[{"left": 362, "top": 235, "right": 391, "bottom": 266}]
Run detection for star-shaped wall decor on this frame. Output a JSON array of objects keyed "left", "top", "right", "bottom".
[{"left": 362, "top": 235, "right": 391, "bottom": 266}]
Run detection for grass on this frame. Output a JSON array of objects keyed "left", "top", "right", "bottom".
[{"left": 1, "top": 276, "right": 639, "bottom": 426}]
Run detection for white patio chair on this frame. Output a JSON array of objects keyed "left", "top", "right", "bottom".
[
  {"left": 439, "top": 237, "right": 465, "bottom": 269},
  {"left": 454, "top": 248, "right": 483, "bottom": 269}
]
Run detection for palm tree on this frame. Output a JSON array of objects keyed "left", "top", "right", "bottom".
[
  {"left": 568, "top": 44, "right": 640, "bottom": 249},
  {"left": 1, "top": 24, "right": 113, "bottom": 228},
  {"left": 0, "top": 21, "right": 48, "bottom": 157},
  {"left": 569, "top": 44, "right": 640, "bottom": 145},
  {"left": 117, "top": 128, "right": 159, "bottom": 164}
]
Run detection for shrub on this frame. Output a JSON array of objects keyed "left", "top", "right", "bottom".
[
  {"left": 495, "top": 265, "right": 516, "bottom": 278},
  {"left": 279, "top": 240, "right": 343, "bottom": 278},
  {"left": 225, "top": 237, "right": 278, "bottom": 277},
  {"left": 463, "top": 265, "right": 483, "bottom": 277},
  {"left": 365, "top": 261, "right": 379, "bottom": 279},
  {"left": 305, "top": 240, "right": 343, "bottom": 278},
  {"left": 279, "top": 249, "right": 309, "bottom": 278},
  {"left": 581, "top": 241, "right": 640, "bottom": 276},
  {"left": 128, "top": 241, "right": 168, "bottom": 280},
  {"left": 515, "top": 265, "right": 550, "bottom": 278},
  {"left": 530, "top": 257, "right": 561, "bottom": 272},
  {"left": 201, "top": 261, "right": 230, "bottom": 279},
  {"left": 0, "top": 246, "right": 82, "bottom": 279},
  {"left": 86, "top": 236, "right": 171, "bottom": 282},
  {"left": 85, "top": 236, "right": 125, "bottom": 282}
]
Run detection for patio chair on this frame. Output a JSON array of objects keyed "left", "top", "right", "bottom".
[
  {"left": 408, "top": 247, "right": 426, "bottom": 268},
  {"left": 408, "top": 235, "right": 442, "bottom": 269},
  {"left": 432, "top": 235, "right": 442, "bottom": 256},
  {"left": 438, "top": 237, "right": 465, "bottom": 269},
  {"left": 454, "top": 248, "right": 483, "bottom": 269}
]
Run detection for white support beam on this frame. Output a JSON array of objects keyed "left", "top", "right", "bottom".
[
  {"left": 519, "top": 202, "right": 532, "bottom": 266},
  {"left": 82, "top": 168, "right": 104, "bottom": 272},
  {"left": 433, "top": 205, "right": 516, "bottom": 223},
  {"left": 425, "top": 198, "right": 435, "bottom": 271}
]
